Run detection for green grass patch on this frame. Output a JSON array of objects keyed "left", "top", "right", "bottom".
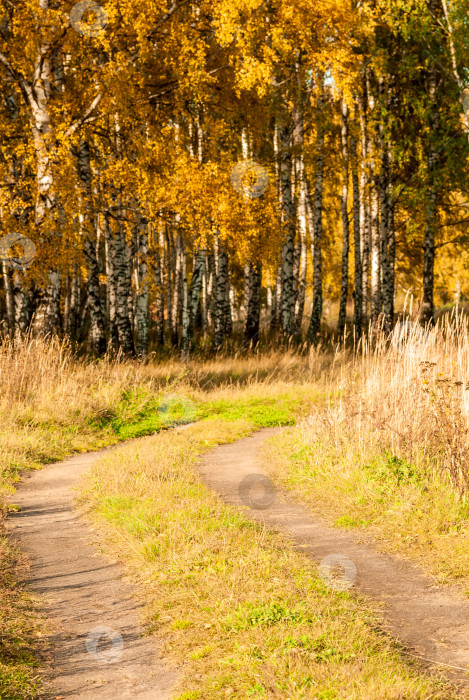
[
  {"left": 87, "top": 385, "right": 316, "bottom": 440},
  {"left": 197, "top": 397, "right": 295, "bottom": 427},
  {"left": 196, "top": 387, "right": 322, "bottom": 428}
]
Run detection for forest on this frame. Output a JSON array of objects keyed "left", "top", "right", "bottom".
[{"left": 1, "top": 0, "right": 468, "bottom": 355}]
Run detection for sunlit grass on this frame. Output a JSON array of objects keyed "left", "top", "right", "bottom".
[{"left": 0, "top": 538, "right": 48, "bottom": 699}]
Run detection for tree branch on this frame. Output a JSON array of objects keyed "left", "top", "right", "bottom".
[
  {"left": 64, "top": 92, "right": 104, "bottom": 140},
  {"left": 147, "top": 0, "right": 190, "bottom": 39},
  {"left": 0, "top": 50, "right": 21, "bottom": 81}
]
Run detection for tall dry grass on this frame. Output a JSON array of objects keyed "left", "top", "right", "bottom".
[
  {"left": 312, "top": 311, "right": 469, "bottom": 497},
  {"left": 0, "top": 336, "right": 317, "bottom": 418}
]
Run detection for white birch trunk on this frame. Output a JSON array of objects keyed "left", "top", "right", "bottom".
[
  {"left": 358, "top": 86, "right": 371, "bottom": 322},
  {"left": 213, "top": 232, "right": 230, "bottom": 349},
  {"left": 66, "top": 268, "right": 81, "bottom": 340},
  {"left": 278, "top": 119, "right": 296, "bottom": 336},
  {"left": 202, "top": 251, "right": 209, "bottom": 334},
  {"left": 243, "top": 261, "right": 262, "bottom": 347},
  {"left": 13, "top": 271, "right": 31, "bottom": 341},
  {"left": 307, "top": 99, "right": 325, "bottom": 342},
  {"left": 421, "top": 35, "right": 439, "bottom": 324},
  {"left": 350, "top": 126, "right": 362, "bottom": 334},
  {"left": 2, "top": 263, "right": 14, "bottom": 334},
  {"left": 293, "top": 152, "right": 307, "bottom": 336},
  {"left": 108, "top": 212, "right": 135, "bottom": 355},
  {"left": 223, "top": 252, "right": 232, "bottom": 338},
  {"left": 77, "top": 139, "right": 106, "bottom": 354},
  {"left": 104, "top": 212, "right": 118, "bottom": 349},
  {"left": 370, "top": 169, "right": 381, "bottom": 325},
  {"left": 180, "top": 248, "right": 189, "bottom": 359},
  {"left": 170, "top": 227, "right": 182, "bottom": 344},
  {"left": 134, "top": 216, "right": 150, "bottom": 357},
  {"left": 270, "top": 262, "right": 282, "bottom": 333},
  {"left": 153, "top": 225, "right": 165, "bottom": 347},
  {"left": 25, "top": 1, "right": 60, "bottom": 336},
  {"left": 441, "top": 0, "right": 469, "bottom": 142},
  {"left": 338, "top": 99, "right": 350, "bottom": 336}
]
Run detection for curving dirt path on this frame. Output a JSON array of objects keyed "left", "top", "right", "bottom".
[
  {"left": 6, "top": 447, "right": 179, "bottom": 699},
  {"left": 198, "top": 428, "right": 469, "bottom": 692},
  {"left": 7, "top": 425, "right": 469, "bottom": 697}
]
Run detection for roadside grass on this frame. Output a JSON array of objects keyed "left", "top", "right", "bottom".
[
  {"left": 0, "top": 539, "right": 49, "bottom": 700},
  {"left": 78, "top": 418, "right": 456, "bottom": 699},
  {"left": 0, "top": 337, "right": 318, "bottom": 698},
  {"left": 262, "top": 315, "right": 469, "bottom": 592}
]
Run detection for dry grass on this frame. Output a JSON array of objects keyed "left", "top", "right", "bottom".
[
  {"left": 264, "top": 312, "right": 469, "bottom": 589},
  {"left": 0, "top": 539, "right": 49, "bottom": 699}
]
